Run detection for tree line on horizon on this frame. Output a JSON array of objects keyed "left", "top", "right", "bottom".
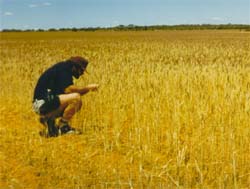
[{"left": 1, "top": 24, "right": 250, "bottom": 32}]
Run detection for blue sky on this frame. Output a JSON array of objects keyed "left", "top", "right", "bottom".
[{"left": 0, "top": 0, "right": 249, "bottom": 29}]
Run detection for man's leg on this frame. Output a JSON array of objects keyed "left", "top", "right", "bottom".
[
  {"left": 40, "top": 93, "right": 82, "bottom": 136},
  {"left": 43, "top": 92, "right": 82, "bottom": 120},
  {"left": 56, "top": 93, "right": 82, "bottom": 134},
  {"left": 54, "top": 93, "right": 83, "bottom": 135},
  {"left": 36, "top": 96, "right": 61, "bottom": 137},
  {"left": 39, "top": 116, "right": 58, "bottom": 137},
  {"left": 58, "top": 93, "right": 82, "bottom": 121}
]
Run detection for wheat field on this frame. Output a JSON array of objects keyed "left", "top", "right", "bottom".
[{"left": 0, "top": 30, "right": 250, "bottom": 188}]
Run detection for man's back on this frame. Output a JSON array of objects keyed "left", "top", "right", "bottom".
[{"left": 33, "top": 61, "right": 73, "bottom": 100}]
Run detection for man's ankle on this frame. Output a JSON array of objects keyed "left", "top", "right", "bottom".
[{"left": 57, "top": 118, "right": 69, "bottom": 127}]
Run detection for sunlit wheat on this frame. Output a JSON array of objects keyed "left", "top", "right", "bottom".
[{"left": 0, "top": 30, "right": 250, "bottom": 188}]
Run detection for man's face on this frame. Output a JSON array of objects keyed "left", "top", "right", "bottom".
[{"left": 72, "top": 65, "right": 85, "bottom": 79}]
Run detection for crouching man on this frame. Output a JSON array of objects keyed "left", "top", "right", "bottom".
[{"left": 32, "top": 56, "right": 99, "bottom": 137}]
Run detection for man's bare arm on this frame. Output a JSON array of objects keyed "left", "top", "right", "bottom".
[{"left": 65, "top": 84, "right": 99, "bottom": 95}]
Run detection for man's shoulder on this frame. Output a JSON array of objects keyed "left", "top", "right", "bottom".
[
  {"left": 43, "top": 61, "right": 71, "bottom": 75},
  {"left": 39, "top": 61, "right": 71, "bottom": 80},
  {"left": 52, "top": 61, "right": 71, "bottom": 70}
]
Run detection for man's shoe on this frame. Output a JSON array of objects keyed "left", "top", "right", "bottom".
[{"left": 59, "top": 125, "right": 82, "bottom": 135}]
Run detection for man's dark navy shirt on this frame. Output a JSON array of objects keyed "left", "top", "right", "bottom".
[{"left": 33, "top": 61, "right": 73, "bottom": 100}]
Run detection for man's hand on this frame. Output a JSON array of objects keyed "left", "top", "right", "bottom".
[{"left": 86, "top": 84, "right": 99, "bottom": 91}]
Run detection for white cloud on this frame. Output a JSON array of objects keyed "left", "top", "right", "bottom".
[
  {"left": 29, "top": 4, "right": 38, "bottom": 8},
  {"left": 28, "top": 2, "right": 51, "bottom": 8},
  {"left": 4, "top": 12, "right": 13, "bottom": 16}
]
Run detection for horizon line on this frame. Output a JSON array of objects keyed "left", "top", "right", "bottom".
[{"left": 1, "top": 23, "right": 250, "bottom": 31}]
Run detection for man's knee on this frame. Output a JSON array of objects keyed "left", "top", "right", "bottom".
[
  {"left": 59, "top": 93, "right": 81, "bottom": 106},
  {"left": 65, "top": 93, "right": 82, "bottom": 110},
  {"left": 72, "top": 93, "right": 82, "bottom": 110},
  {"left": 73, "top": 93, "right": 81, "bottom": 101},
  {"left": 71, "top": 93, "right": 81, "bottom": 104}
]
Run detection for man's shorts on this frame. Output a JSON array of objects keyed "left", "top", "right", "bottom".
[{"left": 33, "top": 94, "right": 60, "bottom": 115}]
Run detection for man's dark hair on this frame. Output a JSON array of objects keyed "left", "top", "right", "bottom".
[{"left": 68, "top": 56, "right": 88, "bottom": 69}]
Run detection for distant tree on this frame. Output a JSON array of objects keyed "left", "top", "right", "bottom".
[
  {"left": 2, "top": 29, "right": 22, "bottom": 32},
  {"left": 48, "top": 28, "right": 57, "bottom": 31},
  {"left": 71, "top": 27, "right": 78, "bottom": 32}
]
